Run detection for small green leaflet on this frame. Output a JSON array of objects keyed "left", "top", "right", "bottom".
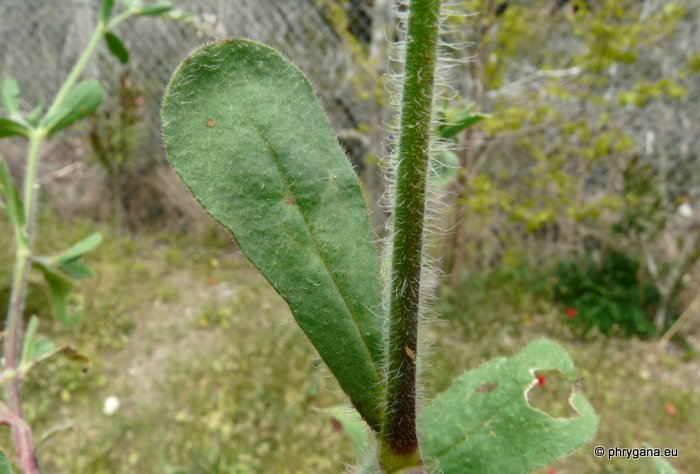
[
  {"left": 104, "top": 32, "right": 129, "bottom": 64},
  {"left": 0, "top": 117, "right": 31, "bottom": 139},
  {"left": 36, "top": 266, "right": 84, "bottom": 327},
  {"left": 136, "top": 3, "right": 173, "bottom": 16},
  {"left": 2, "top": 76, "right": 20, "bottom": 116},
  {"left": 101, "top": 0, "right": 115, "bottom": 25},
  {"left": 41, "top": 80, "right": 104, "bottom": 136},
  {"left": 55, "top": 232, "right": 103, "bottom": 262}
]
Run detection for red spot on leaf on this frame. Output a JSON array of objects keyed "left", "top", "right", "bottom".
[
  {"left": 330, "top": 417, "right": 343, "bottom": 433},
  {"left": 536, "top": 374, "right": 546, "bottom": 387},
  {"left": 566, "top": 307, "right": 577, "bottom": 318}
]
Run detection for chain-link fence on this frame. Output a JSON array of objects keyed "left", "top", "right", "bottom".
[
  {"left": 0, "top": 0, "right": 378, "bottom": 153},
  {"left": 0, "top": 0, "right": 384, "bottom": 226},
  {"left": 1, "top": 1, "right": 699, "bottom": 293}
]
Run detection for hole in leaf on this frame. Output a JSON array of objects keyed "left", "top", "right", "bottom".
[{"left": 526, "top": 370, "right": 578, "bottom": 418}]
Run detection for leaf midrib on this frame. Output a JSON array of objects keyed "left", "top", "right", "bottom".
[{"left": 250, "top": 122, "right": 383, "bottom": 383}]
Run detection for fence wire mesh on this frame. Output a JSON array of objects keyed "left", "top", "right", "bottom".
[{"left": 1, "top": 0, "right": 698, "bottom": 283}]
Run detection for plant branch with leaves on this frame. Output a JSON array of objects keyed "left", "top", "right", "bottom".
[
  {"left": 0, "top": 1, "right": 176, "bottom": 471},
  {"left": 161, "top": 1, "right": 597, "bottom": 472}
]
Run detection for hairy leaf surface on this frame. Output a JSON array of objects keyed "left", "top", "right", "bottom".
[
  {"left": 419, "top": 340, "right": 598, "bottom": 473},
  {"left": 162, "top": 40, "right": 384, "bottom": 429}
]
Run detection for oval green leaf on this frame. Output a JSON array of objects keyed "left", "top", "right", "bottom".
[
  {"left": 162, "top": 39, "right": 385, "bottom": 429},
  {"left": 418, "top": 339, "right": 598, "bottom": 473},
  {"left": 104, "top": 32, "right": 129, "bottom": 64}
]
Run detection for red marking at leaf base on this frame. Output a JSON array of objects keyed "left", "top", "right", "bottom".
[
  {"left": 547, "top": 468, "right": 557, "bottom": 474},
  {"left": 536, "top": 374, "right": 546, "bottom": 387},
  {"left": 566, "top": 307, "right": 577, "bottom": 318}
]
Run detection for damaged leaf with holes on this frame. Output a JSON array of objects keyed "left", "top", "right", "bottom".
[{"left": 419, "top": 340, "right": 598, "bottom": 473}]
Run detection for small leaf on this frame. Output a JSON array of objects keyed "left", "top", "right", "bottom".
[
  {"left": 57, "top": 259, "right": 94, "bottom": 281},
  {"left": 0, "top": 117, "right": 31, "bottom": 139},
  {"left": 162, "top": 39, "right": 385, "bottom": 430},
  {"left": 104, "top": 32, "right": 129, "bottom": 64},
  {"left": 101, "top": 0, "right": 115, "bottom": 24},
  {"left": 2, "top": 76, "right": 20, "bottom": 116},
  {"left": 430, "top": 149, "right": 458, "bottom": 189},
  {"left": 320, "top": 406, "right": 369, "bottom": 459},
  {"left": 418, "top": 339, "right": 598, "bottom": 474},
  {"left": 37, "top": 267, "right": 84, "bottom": 327},
  {"left": 21, "top": 317, "right": 57, "bottom": 365},
  {"left": 136, "top": 3, "right": 173, "bottom": 16},
  {"left": 41, "top": 80, "right": 103, "bottom": 136},
  {"left": 0, "top": 156, "right": 25, "bottom": 230},
  {"left": 20, "top": 318, "right": 88, "bottom": 372},
  {"left": 439, "top": 112, "right": 489, "bottom": 140},
  {"left": 25, "top": 101, "right": 44, "bottom": 127},
  {"left": 0, "top": 449, "right": 12, "bottom": 474},
  {"left": 56, "top": 232, "right": 103, "bottom": 262}
]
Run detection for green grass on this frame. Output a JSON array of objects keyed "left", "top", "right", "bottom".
[{"left": 0, "top": 213, "right": 698, "bottom": 472}]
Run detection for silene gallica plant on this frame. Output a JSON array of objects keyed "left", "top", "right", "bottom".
[
  {"left": 161, "top": 1, "right": 598, "bottom": 472},
  {"left": 0, "top": 1, "right": 175, "bottom": 472}
]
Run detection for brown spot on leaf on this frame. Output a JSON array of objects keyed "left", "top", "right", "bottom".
[
  {"left": 476, "top": 382, "right": 499, "bottom": 393},
  {"left": 207, "top": 119, "right": 216, "bottom": 128},
  {"left": 330, "top": 417, "right": 343, "bottom": 433},
  {"left": 284, "top": 197, "right": 297, "bottom": 205}
]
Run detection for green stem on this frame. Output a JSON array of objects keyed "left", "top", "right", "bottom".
[
  {"left": 380, "top": 0, "right": 441, "bottom": 472},
  {"left": 45, "top": 25, "right": 104, "bottom": 119},
  {"left": 3, "top": 131, "right": 44, "bottom": 474},
  {"left": 2, "top": 11, "right": 117, "bottom": 472}
]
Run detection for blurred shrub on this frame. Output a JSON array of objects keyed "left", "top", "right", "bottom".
[
  {"left": 553, "top": 251, "right": 668, "bottom": 338},
  {"left": 440, "top": 264, "right": 551, "bottom": 326}
]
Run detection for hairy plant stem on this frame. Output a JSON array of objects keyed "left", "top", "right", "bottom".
[
  {"left": 3, "top": 131, "right": 45, "bottom": 474},
  {"left": 2, "top": 14, "right": 115, "bottom": 473},
  {"left": 380, "top": 0, "right": 441, "bottom": 472}
]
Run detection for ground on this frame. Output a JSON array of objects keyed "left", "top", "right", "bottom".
[{"left": 0, "top": 214, "right": 698, "bottom": 473}]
